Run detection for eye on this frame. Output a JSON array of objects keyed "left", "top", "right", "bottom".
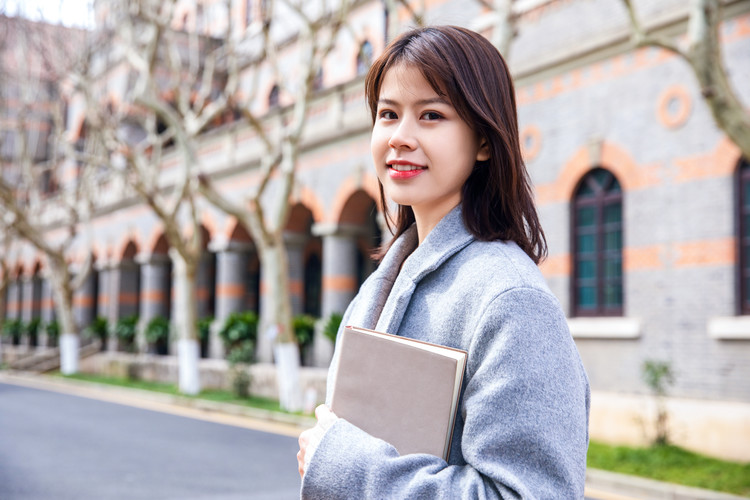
[
  {"left": 378, "top": 110, "right": 397, "bottom": 120},
  {"left": 422, "top": 111, "right": 443, "bottom": 121}
]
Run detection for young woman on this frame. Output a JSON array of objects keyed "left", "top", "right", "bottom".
[{"left": 297, "top": 25, "right": 590, "bottom": 499}]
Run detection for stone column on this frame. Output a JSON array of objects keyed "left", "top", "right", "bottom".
[
  {"left": 96, "top": 266, "right": 111, "bottom": 348},
  {"left": 211, "top": 244, "right": 252, "bottom": 359},
  {"left": 285, "top": 232, "right": 308, "bottom": 317},
  {"left": 110, "top": 259, "right": 140, "bottom": 352},
  {"left": 21, "top": 276, "right": 41, "bottom": 347},
  {"left": 8, "top": 280, "right": 21, "bottom": 322},
  {"left": 196, "top": 252, "right": 215, "bottom": 320},
  {"left": 312, "top": 223, "right": 365, "bottom": 367},
  {"left": 40, "top": 278, "right": 55, "bottom": 347},
  {"left": 73, "top": 271, "right": 97, "bottom": 332},
  {"left": 5, "top": 281, "right": 20, "bottom": 346},
  {"left": 138, "top": 254, "right": 171, "bottom": 353},
  {"left": 118, "top": 260, "right": 141, "bottom": 318}
]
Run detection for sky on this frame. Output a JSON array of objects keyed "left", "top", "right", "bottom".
[{"left": 2, "top": 0, "right": 95, "bottom": 28}]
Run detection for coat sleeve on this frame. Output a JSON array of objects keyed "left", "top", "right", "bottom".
[{"left": 301, "top": 287, "right": 590, "bottom": 500}]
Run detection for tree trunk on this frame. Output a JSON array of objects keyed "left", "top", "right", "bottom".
[
  {"left": 0, "top": 281, "right": 6, "bottom": 365},
  {"left": 260, "top": 240, "right": 302, "bottom": 412},
  {"left": 47, "top": 257, "right": 78, "bottom": 375},
  {"left": 688, "top": 0, "right": 750, "bottom": 159},
  {"left": 170, "top": 249, "right": 201, "bottom": 395}
]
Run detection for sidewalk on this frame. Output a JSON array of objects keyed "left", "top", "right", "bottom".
[{"left": 0, "top": 370, "right": 746, "bottom": 500}]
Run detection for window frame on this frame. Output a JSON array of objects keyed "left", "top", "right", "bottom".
[
  {"left": 737, "top": 159, "right": 750, "bottom": 314},
  {"left": 571, "top": 167, "right": 624, "bottom": 317}
]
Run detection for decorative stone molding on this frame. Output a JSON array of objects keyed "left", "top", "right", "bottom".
[
  {"left": 707, "top": 316, "right": 750, "bottom": 340},
  {"left": 657, "top": 85, "right": 692, "bottom": 129},
  {"left": 311, "top": 222, "right": 367, "bottom": 238},
  {"left": 567, "top": 317, "right": 641, "bottom": 339}
]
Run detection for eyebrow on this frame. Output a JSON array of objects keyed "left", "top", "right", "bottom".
[{"left": 377, "top": 97, "right": 451, "bottom": 107}]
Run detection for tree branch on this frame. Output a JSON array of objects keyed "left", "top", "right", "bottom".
[{"left": 620, "top": 0, "right": 688, "bottom": 58}]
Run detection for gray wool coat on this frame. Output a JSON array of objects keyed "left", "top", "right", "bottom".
[{"left": 301, "top": 207, "right": 590, "bottom": 499}]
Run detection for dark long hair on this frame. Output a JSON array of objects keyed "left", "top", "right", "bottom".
[{"left": 365, "top": 25, "right": 547, "bottom": 264}]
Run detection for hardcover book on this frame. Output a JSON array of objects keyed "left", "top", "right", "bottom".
[{"left": 330, "top": 325, "right": 468, "bottom": 460}]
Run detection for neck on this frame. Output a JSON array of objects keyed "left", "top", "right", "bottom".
[{"left": 412, "top": 201, "right": 460, "bottom": 245}]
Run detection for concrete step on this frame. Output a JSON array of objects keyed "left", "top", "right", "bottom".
[{"left": 9, "top": 341, "right": 102, "bottom": 372}]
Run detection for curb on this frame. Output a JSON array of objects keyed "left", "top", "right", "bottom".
[
  {"left": 0, "top": 371, "right": 316, "bottom": 434},
  {"left": 586, "top": 468, "right": 749, "bottom": 500}
]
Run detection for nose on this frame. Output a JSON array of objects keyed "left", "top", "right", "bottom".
[{"left": 388, "top": 118, "right": 417, "bottom": 151}]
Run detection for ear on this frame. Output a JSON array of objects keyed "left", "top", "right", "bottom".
[{"left": 476, "top": 138, "right": 490, "bottom": 162}]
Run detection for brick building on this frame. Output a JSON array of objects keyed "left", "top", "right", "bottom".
[{"left": 2, "top": 0, "right": 749, "bottom": 460}]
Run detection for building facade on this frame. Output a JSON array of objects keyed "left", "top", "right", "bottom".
[{"left": 2, "top": 0, "right": 750, "bottom": 460}]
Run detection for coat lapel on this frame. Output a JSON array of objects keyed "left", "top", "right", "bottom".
[
  {"left": 346, "top": 224, "right": 418, "bottom": 330},
  {"left": 374, "top": 207, "right": 474, "bottom": 336}
]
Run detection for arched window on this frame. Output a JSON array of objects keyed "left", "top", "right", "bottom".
[
  {"left": 572, "top": 168, "right": 623, "bottom": 316},
  {"left": 356, "top": 40, "right": 373, "bottom": 76},
  {"left": 737, "top": 158, "right": 750, "bottom": 314}
]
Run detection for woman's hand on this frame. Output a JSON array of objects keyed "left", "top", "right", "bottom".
[{"left": 297, "top": 404, "right": 338, "bottom": 478}]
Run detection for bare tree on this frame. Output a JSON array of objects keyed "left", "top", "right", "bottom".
[
  {"left": 199, "top": 0, "right": 354, "bottom": 412},
  {"left": 383, "top": 0, "right": 426, "bottom": 39},
  {"left": 71, "top": 0, "right": 243, "bottom": 395},
  {"left": 474, "top": 0, "right": 515, "bottom": 55},
  {"left": 0, "top": 14, "right": 95, "bottom": 374},
  {"left": 622, "top": 0, "right": 750, "bottom": 159},
  {"left": 0, "top": 231, "right": 11, "bottom": 362}
]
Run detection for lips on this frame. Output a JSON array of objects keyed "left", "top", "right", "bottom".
[{"left": 387, "top": 160, "right": 426, "bottom": 180}]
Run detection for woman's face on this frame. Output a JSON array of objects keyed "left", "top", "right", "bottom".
[{"left": 371, "top": 63, "right": 488, "bottom": 231}]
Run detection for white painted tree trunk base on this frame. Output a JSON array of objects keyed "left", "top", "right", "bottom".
[
  {"left": 60, "top": 333, "right": 79, "bottom": 375},
  {"left": 178, "top": 339, "right": 201, "bottom": 395},
  {"left": 275, "top": 342, "right": 302, "bottom": 412}
]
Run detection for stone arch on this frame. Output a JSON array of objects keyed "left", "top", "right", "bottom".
[
  {"left": 287, "top": 203, "right": 316, "bottom": 234},
  {"left": 13, "top": 263, "right": 25, "bottom": 280},
  {"left": 30, "top": 260, "right": 43, "bottom": 277},
  {"left": 121, "top": 240, "right": 139, "bottom": 261},
  {"left": 151, "top": 233, "right": 170, "bottom": 255},
  {"left": 200, "top": 212, "right": 219, "bottom": 245},
  {"left": 330, "top": 172, "right": 381, "bottom": 224},
  {"left": 537, "top": 141, "right": 659, "bottom": 205},
  {"left": 227, "top": 218, "right": 253, "bottom": 244},
  {"left": 337, "top": 188, "right": 382, "bottom": 289},
  {"left": 297, "top": 186, "right": 326, "bottom": 225}
]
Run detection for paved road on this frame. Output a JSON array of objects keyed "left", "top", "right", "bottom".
[{"left": 0, "top": 383, "right": 301, "bottom": 500}]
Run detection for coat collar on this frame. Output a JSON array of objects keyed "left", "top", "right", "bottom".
[{"left": 358, "top": 206, "right": 475, "bottom": 335}]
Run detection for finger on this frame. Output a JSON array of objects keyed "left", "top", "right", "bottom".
[{"left": 314, "top": 404, "right": 329, "bottom": 419}]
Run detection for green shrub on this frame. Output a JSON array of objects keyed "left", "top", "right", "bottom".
[
  {"left": 144, "top": 316, "right": 170, "bottom": 344},
  {"left": 23, "top": 318, "right": 41, "bottom": 346},
  {"left": 323, "top": 312, "right": 343, "bottom": 343},
  {"left": 145, "top": 316, "right": 170, "bottom": 355},
  {"left": 231, "top": 368, "right": 251, "bottom": 398},
  {"left": 45, "top": 320, "right": 60, "bottom": 345},
  {"left": 24, "top": 318, "right": 41, "bottom": 336},
  {"left": 226, "top": 342, "right": 255, "bottom": 365},
  {"left": 293, "top": 314, "right": 316, "bottom": 350},
  {"left": 3, "top": 319, "right": 23, "bottom": 344},
  {"left": 219, "top": 312, "right": 258, "bottom": 364},
  {"left": 197, "top": 316, "right": 213, "bottom": 358},
  {"left": 197, "top": 316, "right": 213, "bottom": 343},
  {"left": 220, "top": 312, "right": 258, "bottom": 397},
  {"left": 642, "top": 359, "right": 675, "bottom": 445},
  {"left": 86, "top": 317, "right": 109, "bottom": 344},
  {"left": 115, "top": 315, "right": 139, "bottom": 352}
]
